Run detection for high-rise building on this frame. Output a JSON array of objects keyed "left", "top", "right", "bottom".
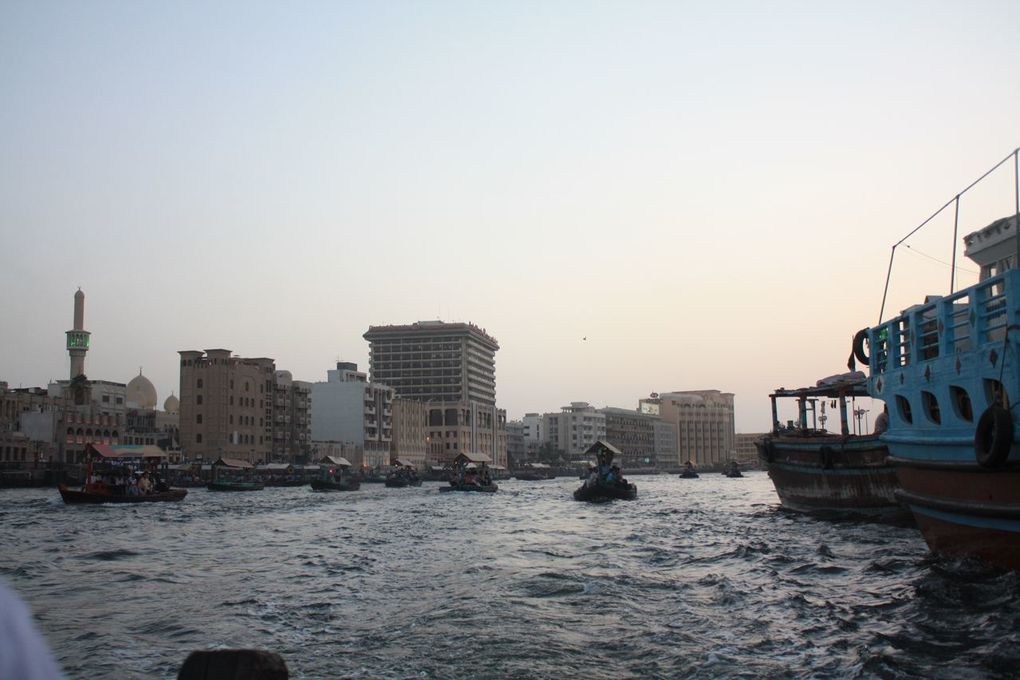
[
  {"left": 363, "top": 321, "right": 507, "bottom": 467},
  {"left": 599, "top": 406, "right": 660, "bottom": 468},
  {"left": 178, "top": 349, "right": 276, "bottom": 463}
]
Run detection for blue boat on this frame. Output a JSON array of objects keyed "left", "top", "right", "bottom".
[{"left": 861, "top": 148, "right": 1020, "bottom": 569}]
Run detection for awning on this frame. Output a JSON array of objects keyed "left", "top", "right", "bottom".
[
  {"left": 88, "top": 444, "right": 167, "bottom": 460},
  {"left": 454, "top": 452, "right": 492, "bottom": 464},
  {"left": 213, "top": 457, "right": 254, "bottom": 469},
  {"left": 319, "top": 456, "right": 352, "bottom": 467},
  {"left": 584, "top": 440, "right": 622, "bottom": 458}
]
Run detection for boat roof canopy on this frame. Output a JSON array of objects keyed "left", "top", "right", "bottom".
[
  {"left": 454, "top": 452, "right": 491, "bottom": 464},
  {"left": 392, "top": 459, "right": 416, "bottom": 468},
  {"left": 584, "top": 440, "right": 622, "bottom": 458},
  {"left": 770, "top": 372, "right": 869, "bottom": 400},
  {"left": 88, "top": 444, "right": 167, "bottom": 460},
  {"left": 319, "top": 456, "right": 352, "bottom": 467},
  {"left": 213, "top": 457, "right": 254, "bottom": 469}
]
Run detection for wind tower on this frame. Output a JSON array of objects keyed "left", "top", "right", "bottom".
[{"left": 66, "top": 288, "right": 91, "bottom": 379}]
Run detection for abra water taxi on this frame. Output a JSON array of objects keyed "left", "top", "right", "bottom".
[
  {"left": 207, "top": 458, "right": 264, "bottom": 492},
  {"left": 861, "top": 148, "right": 1020, "bottom": 568},
  {"left": 310, "top": 456, "right": 361, "bottom": 492},
  {"left": 440, "top": 452, "right": 498, "bottom": 493},
  {"left": 59, "top": 444, "right": 187, "bottom": 504},
  {"left": 573, "top": 440, "right": 636, "bottom": 502},
  {"left": 757, "top": 374, "right": 902, "bottom": 518},
  {"left": 385, "top": 460, "right": 422, "bottom": 488}
]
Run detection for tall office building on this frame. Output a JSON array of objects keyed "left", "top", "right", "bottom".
[{"left": 363, "top": 321, "right": 506, "bottom": 467}]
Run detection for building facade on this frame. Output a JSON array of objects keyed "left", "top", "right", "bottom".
[
  {"left": 178, "top": 349, "right": 276, "bottom": 464},
  {"left": 273, "top": 371, "right": 313, "bottom": 463},
  {"left": 390, "top": 397, "right": 428, "bottom": 468},
  {"left": 543, "top": 402, "right": 606, "bottom": 459},
  {"left": 310, "top": 362, "right": 393, "bottom": 469},
  {"left": 600, "top": 406, "right": 660, "bottom": 468},
  {"left": 642, "top": 390, "right": 736, "bottom": 467},
  {"left": 363, "top": 321, "right": 507, "bottom": 467}
]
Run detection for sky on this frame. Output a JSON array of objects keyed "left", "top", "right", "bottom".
[{"left": 2, "top": 1, "right": 1018, "bottom": 433}]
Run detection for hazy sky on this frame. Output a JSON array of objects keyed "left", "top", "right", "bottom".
[{"left": 2, "top": 1, "right": 1018, "bottom": 432}]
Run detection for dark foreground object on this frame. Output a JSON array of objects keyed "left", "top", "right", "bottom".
[
  {"left": 573, "top": 482, "right": 637, "bottom": 502},
  {"left": 310, "top": 478, "right": 361, "bottom": 492},
  {"left": 179, "top": 649, "right": 288, "bottom": 680},
  {"left": 439, "top": 483, "right": 498, "bottom": 493}
]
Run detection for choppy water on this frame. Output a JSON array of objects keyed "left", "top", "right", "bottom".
[{"left": 2, "top": 473, "right": 1019, "bottom": 679}]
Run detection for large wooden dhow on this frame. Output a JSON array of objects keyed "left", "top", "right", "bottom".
[
  {"left": 757, "top": 375, "right": 903, "bottom": 518},
  {"left": 861, "top": 150, "right": 1020, "bottom": 569}
]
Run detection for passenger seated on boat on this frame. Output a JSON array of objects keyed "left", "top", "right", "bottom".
[{"left": 874, "top": 406, "right": 889, "bottom": 435}]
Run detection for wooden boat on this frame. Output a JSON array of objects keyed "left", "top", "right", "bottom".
[
  {"left": 861, "top": 153, "right": 1020, "bottom": 568},
  {"left": 573, "top": 440, "right": 637, "bottom": 502},
  {"left": 439, "top": 483, "right": 498, "bottom": 493},
  {"left": 385, "top": 460, "right": 422, "bottom": 488},
  {"left": 722, "top": 463, "right": 744, "bottom": 478},
  {"left": 757, "top": 377, "right": 902, "bottom": 518},
  {"left": 311, "top": 455, "right": 360, "bottom": 492},
  {"left": 207, "top": 457, "right": 263, "bottom": 492},
  {"left": 59, "top": 444, "right": 187, "bottom": 505},
  {"left": 679, "top": 463, "right": 699, "bottom": 479},
  {"left": 59, "top": 484, "right": 187, "bottom": 504},
  {"left": 573, "top": 481, "right": 637, "bottom": 502},
  {"left": 440, "top": 451, "right": 498, "bottom": 493}
]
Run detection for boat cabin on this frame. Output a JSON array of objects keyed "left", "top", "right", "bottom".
[
  {"left": 769, "top": 372, "right": 873, "bottom": 437},
  {"left": 211, "top": 457, "right": 255, "bottom": 483}
]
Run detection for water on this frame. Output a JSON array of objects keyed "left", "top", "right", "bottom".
[{"left": 2, "top": 473, "right": 1019, "bottom": 679}]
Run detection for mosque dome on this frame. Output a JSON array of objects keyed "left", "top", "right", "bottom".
[
  {"left": 126, "top": 369, "right": 158, "bottom": 410},
  {"left": 163, "top": 393, "right": 180, "bottom": 414}
]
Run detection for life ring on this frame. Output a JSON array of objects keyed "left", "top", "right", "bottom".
[
  {"left": 975, "top": 405, "right": 1014, "bottom": 468},
  {"left": 852, "top": 328, "right": 870, "bottom": 365}
]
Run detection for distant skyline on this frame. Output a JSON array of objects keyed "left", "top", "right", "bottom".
[{"left": 2, "top": 1, "right": 1018, "bottom": 432}]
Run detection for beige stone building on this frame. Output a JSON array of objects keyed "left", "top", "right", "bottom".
[
  {"left": 273, "top": 371, "right": 312, "bottom": 463},
  {"left": 641, "top": 390, "right": 736, "bottom": 467},
  {"left": 543, "top": 402, "right": 606, "bottom": 459},
  {"left": 178, "top": 349, "right": 276, "bottom": 464},
  {"left": 390, "top": 397, "right": 427, "bottom": 467},
  {"left": 363, "top": 321, "right": 507, "bottom": 467}
]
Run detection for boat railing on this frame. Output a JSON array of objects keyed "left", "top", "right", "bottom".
[{"left": 871, "top": 268, "right": 1019, "bottom": 375}]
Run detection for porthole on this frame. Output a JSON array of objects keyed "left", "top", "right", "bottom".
[
  {"left": 921, "top": 391, "right": 941, "bottom": 424},
  {"left": 896, "top": 395, "right": 913, "bottom": 424},
  {"left": 949, "top": 386, "right": 973, "bottom": 422}
]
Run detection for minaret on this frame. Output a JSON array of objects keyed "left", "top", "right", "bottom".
[{"left": 66, "top": 288, "right": 91, "bottom": 379}]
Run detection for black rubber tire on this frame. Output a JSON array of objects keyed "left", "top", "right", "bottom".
[
  {"left": 975, "top": 405, "right": 1014, "bottom": 468},
  {"left": 852, "top": 328, "right": 870, "bottom": 366}
]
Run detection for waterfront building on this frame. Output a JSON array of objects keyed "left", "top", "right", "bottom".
[
  {"left": 363, "top": 321, "right": 507, "bottom": 467},
  {"left": 273, "top": 371, "right": 313, "bottom": 463},
  {"left": 522, "top": 413, "right": 543, "bottom": 445},
  {"left": 641, "top": 390, "right": 736, "bottom": 467},
  {"left": 505, "top": 420, "right": 526, "bottom": 468},
  {"left": 543, "top": 402, "right": 606, "bottom": 459},
  {"left": 600, "top": 406, "right": 661, "bottom": 468},
  {"left": 177, "top": 349, "right": 276, "bottom": 464},
  {"left": 734, "top": 433, "right": 765, "bottom": 465},
  {"left": 653, "top": 419, "right": 679, "bottom": 466},
  {"left": 390, "top": 397, "right": 427, "bottom": 468},
  {"left": 310, "top": 363, "right": 393, "bottom": 469}
]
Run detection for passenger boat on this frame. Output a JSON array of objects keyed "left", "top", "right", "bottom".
[
  {"left": 679, "top": 462, "right": 699, "bottom": 479},
  {"left": 756, "top": 375, "right": 903, "bottom": 518},
  {"left": 385, "top": 460, "right": 422, "bottom": 488},
  {"left": 207, "top": 458, "right": 264, "bottom": 492},
  {"left": 59, "top": 444, "right": 187, "bottom": 504},
  {"left": 310, "top": 456, "right": 361, "bottom": 492},
  {"left": 861, "top": 148, "right": 1020, "bottom": 568},
  {"left": 722, "top": 461, "right": 744, "bottom": 478},
  {"left": 514, "top": 463, "right": 554, "bottom": 481},
  {"left": 573, "top": 440, "right": 637, "bottom": 502},
  {"left": 441, "top": 452, "right": 498, "bottom": 493}
]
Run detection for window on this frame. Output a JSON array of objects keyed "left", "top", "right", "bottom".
[
  {"left": 196, "top": 414, "right": 203, "bottom": 424},
  {"left": 896, "top": 395, "right": 913, "bottom": 424},
  {"left": 921, "top": 391, "right": 941, "bottom": 425},
  {"left": 102, "top": 395, "right": 109, "bottom": 403},
  {"left": 950, "top": 386, "right": 973, "bottom": 422},
  {"left": 115, "top": 397, "right": 123, "bottom": 405},
  {"left": 196, "top": 434, "right": 203, "bottom": 443},
  {"left": 197, "top": 379, "right": 204, "bottom": 388},
  {"left": 197, "top": 395, "right": 203, "bottom": 405}
]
